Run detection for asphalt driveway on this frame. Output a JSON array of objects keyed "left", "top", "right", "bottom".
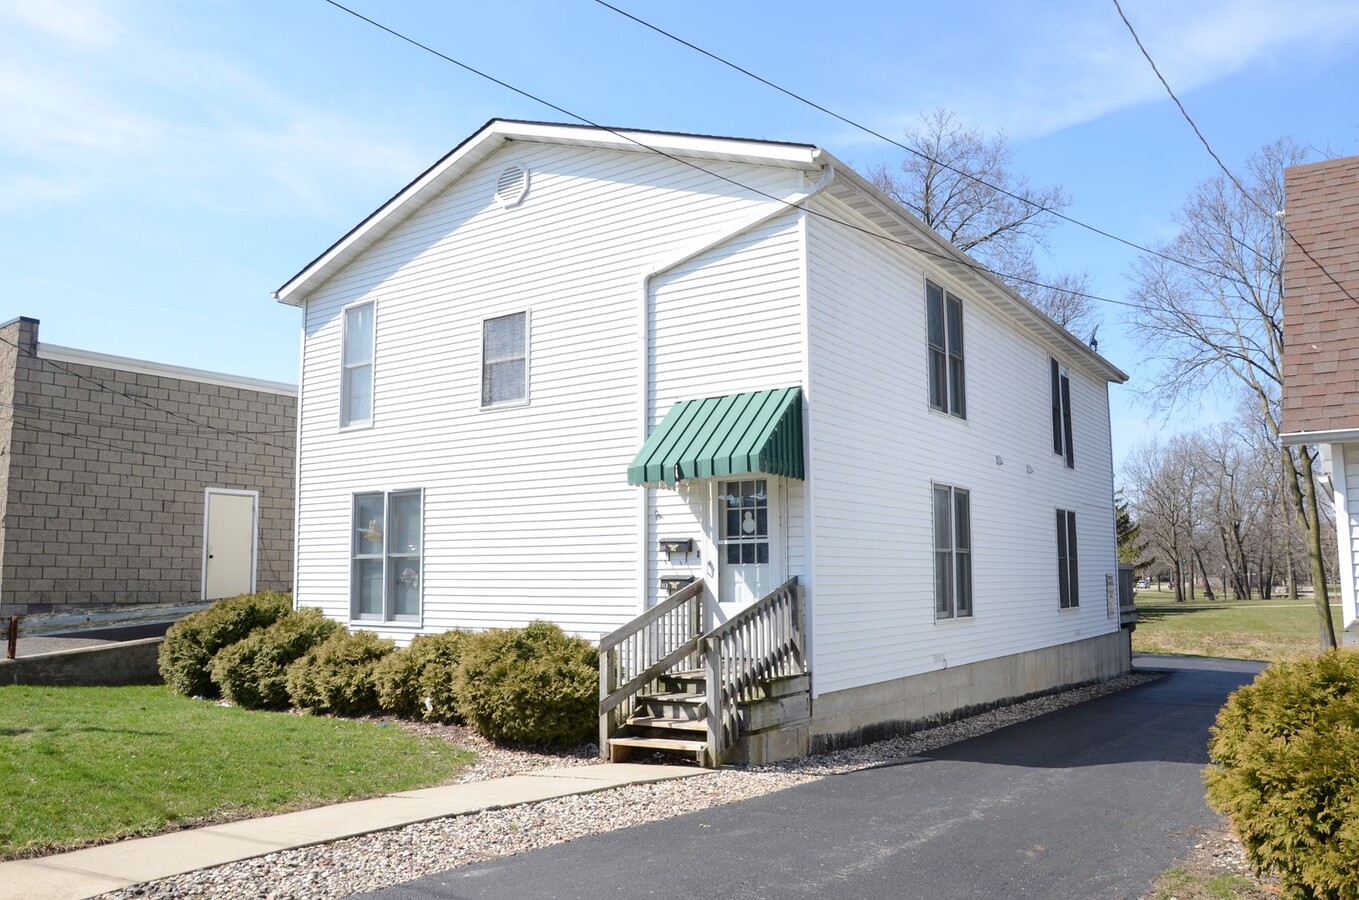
[{"left": 362, "top": 656, "right": 1262, "bottom": 900}]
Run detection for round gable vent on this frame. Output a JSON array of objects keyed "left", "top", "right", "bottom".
[{"left": 495, "top": 163, "right": 530, "bottom": 208}]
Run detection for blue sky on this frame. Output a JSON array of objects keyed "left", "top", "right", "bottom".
[{"left": 3, "top": 0, "right": 1358, "bottom": 470}]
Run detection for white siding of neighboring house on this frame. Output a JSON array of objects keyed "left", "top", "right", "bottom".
[
  {"left": 295, "top": 141, "right": 806, "bottom": 642},
  {"left": 645, "top": 211, "right": 808, "bottom": 609},
  {"left": 1335, "top": 443, "right": 1359, "bottom": 630},
  {"left": 803, "top": 193, "right": 1121, "bottom": 697}
]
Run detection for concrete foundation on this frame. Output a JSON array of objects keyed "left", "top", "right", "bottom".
[
  {"left": 0, "top": 636, "right": 163, "bottom": 686},
  {"left": 808, "top": 630, "right": 1130, "bottom": 754}
]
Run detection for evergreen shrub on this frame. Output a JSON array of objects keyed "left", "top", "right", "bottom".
[
  {"left": 1205, "top": 650, "right": 1359, "bottom": 900},
  {"left": 209, "top": 607, "right": 342, "bottom": 709},
  {"left": 374, "top": 630, "right": 471, "bottom": 722},
  {"left": 286, "top": 629, "right": 394, "bottom": 717},
  {"left": 157, "top": 592, "right": 293, "bottom": 697},
  {"left": 454, "top": 621, "right": 598, "bottom": 745}
]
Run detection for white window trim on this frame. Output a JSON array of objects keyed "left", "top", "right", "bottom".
[
  {"left": 479, "top": 309, "right": 531, "bottom": 410},
  {"left": 1051, "top": 358, "right": 1074, "bottom": 468},
  {"left": 926, "top": 280, "right": 966, "bottom": 420},
  {"left": 339, "top": 299, "right": 376, "bottom": 431},
  {"left": 932, "top": 482, "right": 973, "bottom": 621},
  {"left": 349, "top": 487, "right": 425, "bottom": 626},
  {"left": 1057, "top": 508, "right": 1079, "bottom": 610}
]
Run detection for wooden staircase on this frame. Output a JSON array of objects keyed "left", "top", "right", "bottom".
[
  {"left": 606, "top": 669, "right": 708, "bottom": 764},
  {"left": 599, "top": 578, "right": 807, "bottom": 768}
]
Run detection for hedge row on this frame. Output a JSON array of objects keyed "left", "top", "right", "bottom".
[
  {"left": 158, "top": 593, "right": 597, "bottom": 746},
  {"left": 1206, "top": 649, "right": 1359, "bottom": 900}
]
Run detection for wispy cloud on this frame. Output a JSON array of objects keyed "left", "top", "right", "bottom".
[
  {"left": 903, "top": 0, "right": 1359, "bottom": 140},
  {"left": 0, "top": 0, "right": 425, "bottom": 217}
]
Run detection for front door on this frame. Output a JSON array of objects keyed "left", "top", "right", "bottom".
[
  {"left": 714, "top": 478, "right": 781, "bottom": 621},
  {"left": 203, "top": 489, "right": 258, "bottom": 600}
]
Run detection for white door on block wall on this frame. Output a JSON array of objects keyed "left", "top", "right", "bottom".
[
  {"left": 203, "top": 489, "right": 258, "bottom": 600},
  {"left": 712, "top": 478, "right": 782, "bottom": 622}
]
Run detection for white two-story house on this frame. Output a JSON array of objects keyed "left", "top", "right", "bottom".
[{"left": 275, "top": 119, "right": 1129, "bottom": 763}]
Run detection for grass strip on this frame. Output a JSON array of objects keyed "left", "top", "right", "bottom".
[{"left": 0, "top": 684, "right": 473, "bottom": 858}]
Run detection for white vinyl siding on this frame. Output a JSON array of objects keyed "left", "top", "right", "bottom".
[
  {"left": 296, "top": 142, "right": 806, "bottom": 641},
  {"left": 646, "top": 210, "right": 807, "bottom": 608},
  {"left": 1338, "top": 443, "right": 1359, "bottom": 631},
  {"left": 804, "top": 191, "right": 1119, "bottom": 696}
]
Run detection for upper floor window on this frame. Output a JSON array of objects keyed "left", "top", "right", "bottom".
[
  {"left": 933, "top": 484, "right": 973, "bottom": 619},
  {"left": 352, "top": 489, "right": 422, "bottom": 622},
  {"left": 927, "top": 281, "right": 966, "bottom": 418},
  {"left": 341, "top": 302, "right": 374, "bottom": 427},
  {"left": 1056, "top": 509, "right": 1079, "bottom": 609},
  {"left": 482, "top": 311, "right": 528, "bottom": 407},
  {"left": 1051, "top": 359, "right": 1073, "bottom": 468}
]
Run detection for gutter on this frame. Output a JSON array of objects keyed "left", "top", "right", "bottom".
[{"left": 632, "top": 160, "right": 836, "bottom": 613}]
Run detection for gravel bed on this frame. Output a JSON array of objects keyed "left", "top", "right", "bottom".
[{"left": 104, "top": 672, "right": 1160, "bottom": 900}]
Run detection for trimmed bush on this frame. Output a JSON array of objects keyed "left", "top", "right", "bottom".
[
  {"left": 158, "top": 592, "right": 293, "bottom": 697},
  {"left": 209, "top": 608, "right": 343, "bottom": 710},
  {"left": 1205, "top": 650, "right": 1359, "bottom": 900},
  {"left": 454, "top": 621, "right": 598, "bottom": 745},
  {"left": 286, "top": 629, "right": 395, "bottom": 717},
  {"left": 374, "top": 630, "right": 471, "bottom": 722}
]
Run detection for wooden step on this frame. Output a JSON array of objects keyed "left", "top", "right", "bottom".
[
  {"left": 637, "top": 691, "right": 705, "bottom": 719},
  {"left": 625, "top": 715, "right": 706, "bottom": 732},
  {"left": 658, "top": 669, "right": 706, "bottom": 692},
  {"left": 607, "top": 735, "right": 707, "bottom": 764}
]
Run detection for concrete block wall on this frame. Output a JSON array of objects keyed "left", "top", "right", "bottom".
[
  {"left": 0, "top": 318, "right": 296, "bottom": 615},
  {"left": 1282, "top": 155, "right": 1359, "bottom": 435}
]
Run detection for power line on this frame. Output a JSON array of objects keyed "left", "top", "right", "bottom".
[
  {"left": 318, "top": 0, "right": 1242, "bottom": 324},
  {"left": 0, "top": 332, "right": 293, "bottom": 453},
  {"left": 1111, "top": 0, "right": 1359, "bottom": 307},
  {"left": 590, "top": 0, "right": 1255, "bottom": 291}
]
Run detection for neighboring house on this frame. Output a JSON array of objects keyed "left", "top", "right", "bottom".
[
  {"left": 1280, "top": 155, "right": 1359, "bottom": 647},
  {"left": 0, "top": 317, "right": 296, "bottom": 618},
  {"left": 275, "top": 119, "right": 1130, "bottom": 763}
]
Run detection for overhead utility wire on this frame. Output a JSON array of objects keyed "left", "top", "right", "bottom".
[
  {"left": 1111, "top": 0, "right": 1359, "bottom": 307},
  {"left": 591, "top": 0, "right": 1251, "bottom": 290},
  {"left": 0, "top": 332, "right": 292, "bottom": 453},
  {"left": 320, "top": 0, "right": 1237, "bottom": 322}
]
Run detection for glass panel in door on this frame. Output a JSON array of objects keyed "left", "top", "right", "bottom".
[{"left": 717, "top": 479, "right": 776, "bottom": 618}]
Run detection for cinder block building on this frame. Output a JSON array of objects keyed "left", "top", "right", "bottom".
[{"left": 0, "top": 317, "right": 296, "bottom": 617}]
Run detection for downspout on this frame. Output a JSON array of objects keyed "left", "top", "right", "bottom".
[{"left": 634, "top": 160, "right": 836, "bottom": 611}]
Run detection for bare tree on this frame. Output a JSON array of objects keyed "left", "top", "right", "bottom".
[
  {"left": 1127, "top": 138, "right": 1336, "bottom": 648},
  {"left": 868, "top": 108, "right": 1101, "bottom": 341}
]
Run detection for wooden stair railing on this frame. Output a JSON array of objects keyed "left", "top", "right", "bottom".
[
  {"left": 598, "top": 579, "right": 705, "bottom": 758},
  {"left": 703, "top": 577, "right": 805, "bottom": 767}
]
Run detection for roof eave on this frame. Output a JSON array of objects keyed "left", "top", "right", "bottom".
[
  {"left": 820, "top": 153, "right": 1129, "bottom": 386},
  {"left": 274, "top": 120, "right": 823, "bottom": 308},
  {"left": 1280, "top": 427, "right": 1359, "bottom": 446}
]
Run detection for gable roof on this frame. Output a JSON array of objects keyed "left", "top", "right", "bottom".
[{"left": 274, "top": 118, "right": 1125, "bottom": 384}]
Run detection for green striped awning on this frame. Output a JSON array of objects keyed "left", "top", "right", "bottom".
[{"left": 627, "top": 387, "right": 804, "bottom": 487}]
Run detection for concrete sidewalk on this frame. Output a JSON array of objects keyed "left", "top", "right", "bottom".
[{"left": 0, "top": 764, "right": 709, "bottom": 900}]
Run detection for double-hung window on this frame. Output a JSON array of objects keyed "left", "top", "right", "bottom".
[
  {"left": 926, "top": 281, "right": 966, "bottom": 417},
  {"left": 933, "top": 484, "right": 972, "bottom": 619},
  {"left": 340, "top": 302, "right": 374, "bottom": 427},
  {"left": 352, "top": 489, "right": 422, "bottom": 622},
  {"left": 1051, "top": 359, "right": 1074, "bottom": 468},
  {"left": 1056, "top": 509, "right": 1079, "bottom": 609},
  {"left": 482, "top": 311, "right": 528, "bottom": 407}
]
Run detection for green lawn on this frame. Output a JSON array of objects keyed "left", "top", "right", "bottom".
[
  {"left": 0, "top": 685, "right": 474, "bottom": 859},
  {"left": 1133, "top": 590, "right": 1345, "bottom": 660}
]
